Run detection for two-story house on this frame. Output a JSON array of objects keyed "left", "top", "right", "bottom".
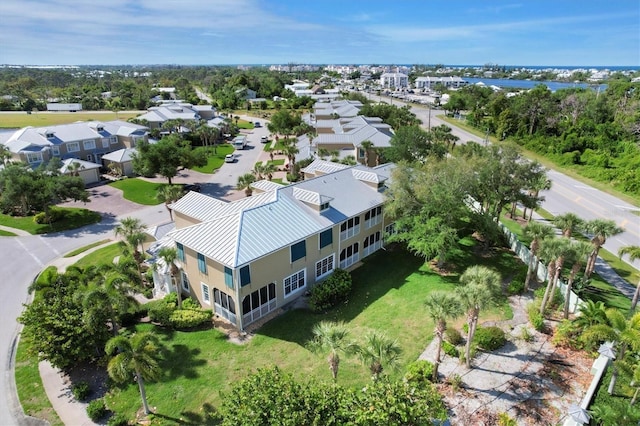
[{"left": 153, "top": 160, "right": 395, "bottom": 332}]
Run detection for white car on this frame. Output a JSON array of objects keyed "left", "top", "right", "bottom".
[
  {"left": 225, "top": 154, "right": 235, "bottom": 163},
  {"left": 261, "top": 136, "right": 269, "bottom": 143}
]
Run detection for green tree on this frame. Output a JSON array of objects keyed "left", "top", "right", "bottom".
[
  {"left": 355, "top": 331, "right": 402, "bottom": 381},
  {"left": 553, "top": 212, "right": 584, "bottom": 238},
  {"left": 563, "top": 241, "right": 593, "bottom": 319},
  {"left": 538, "top": 237, "right": 570, "bottom": 315},
  {"left": 523, "top": 222, "right": 555, "bottom": 291},
  {"left": 157, "top": 247, "right": 182, "bottom": 309},
  {"left": 156, "top": 184, "right": 185, "bottom": 221},
  {"left": 359, "top": 140, "right": 374, "bottom": 166},
  {"left": 456, "top": 266, "right": 501, "bottom": 368},
  {"left": 236, "top": 173, "right": 256, "bottom": 197},
  {"left": 618, "top": 245, "right": 640, "bottom": 312},
  {"left": 132, "top": 135, "right": 207, "bottom": 184},
  {"left": 387, "top": 125, "right": 446, "bottom": 163},
  {"left": 583, "top": 219, "right": 624, "bottom": 278},
  {"left": 105, "top": 332, "right": 163, "bottom": 415},
  {"left": 308, "top": 321, "right": 354, "bottom": 382},
  {"left": 424, "top": 292, "right": 462, "bottom": 381},
  {"left": 79, "top": 281, "right": 138, "bottom": 337}
]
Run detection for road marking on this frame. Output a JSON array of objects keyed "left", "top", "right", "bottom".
[
  {"left": 574, "top": 196, "right": 582, "bottom": 203},
  {"left": 616, "top": 205, "right": 640, "bottom": 211},
  {"left": 38, "top": 236, "right": 61, "bottom": 257},
  {"left": 15, "top": 238, "right": 44, "bottom": 267},
  {"left": 574, "top": 185, "right": 597, "bottom": 191}
]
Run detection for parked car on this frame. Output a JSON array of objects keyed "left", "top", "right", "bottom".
[
  {"left": 254, "top": 121, "right": 261, "bottom": 128},
  {"left": 225, "top": 154, "right": 235, "bottom": 163},
  {"left": 261, "top": 136, "right": 269, "bottom": 143}
]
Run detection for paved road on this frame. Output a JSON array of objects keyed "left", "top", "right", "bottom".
[{"left": 366, "top": 93, "right": 640, "bottom": 270}]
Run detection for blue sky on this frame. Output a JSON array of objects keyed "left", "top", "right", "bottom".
[{"left": 1, "top": 0, "right": 639, "bottom": 67}]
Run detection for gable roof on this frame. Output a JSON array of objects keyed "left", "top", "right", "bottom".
[{"left": 101, "top": 148, "right": 137, "bottom": 162}]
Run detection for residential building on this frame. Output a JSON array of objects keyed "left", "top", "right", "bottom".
[
  {"left": 414, "top": 76, "right": 468, "bottom": 90},
  {"left": 0, "top": 120, "right": 148, "bottom": 168},
  {"left": 136, "top": 102, "right": 216, "bottom": 129},
  {"left": 380, "top": 72, "right": 408, "bottom": 89},
  {"left": 151, "top": 160, "right": 395, "bottom": 331}
]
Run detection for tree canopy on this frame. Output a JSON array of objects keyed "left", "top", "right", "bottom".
[{"left": 132, "top": 134, "right": 207, "bottom": 184}]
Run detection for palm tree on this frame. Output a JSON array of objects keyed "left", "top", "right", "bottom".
[
  {"left": 283, "top": 143, "right": 299, "bottom": 172},
  {"left": 308, "top": 321, "right": 354, "bottom": 381},
  {"left": 619, "top": 245, "right": 640, "bottom": 312},
  {"left": 262, "top": 163, "right": 277, "bottom": 181},
  {"left": 583, "top": 219, "right": 624, "bottom": 278},
  {"left": 356, "top": 331, "right": 402, "bottom": 381},
  {"left": 80, "top": 281, "right": 139, "bottom": 336},
  {"left": 523, "top": 222, "right": 555, "bottom": 291},
  {"left": 360, "top": 140, "right": 374, "bottom": 166},
  {"left": 264, "top": 144, "right": 275, "bottom": 161},
  {"left": 563, "top": 241, "right": 593, "bottom": 319},
  {"left": 553, "top": 212, "right": 584, "bottom": 238},
  {"left": 574, "top": 300, "right": 608, "bottom": 329},
  {"left": 424, "top": 292, "right": 462, "bottom": 381},
  {"left": 106, "top": 332, "right": 163, "bottom": 415},
  {"left": 538, "top": 237, "right": 569, "bottom": 315},
  {"left": 252, "top": 162, "right": 266, "bottom": 180},
  {"left": 456, "top": 266, "right": 501, "bottom": 368},
  {"left": 523, "top": 174, "right": 552, "bottom": 221},
  {"left": 236, "top": 173, "right": 256, "bottom": 197},
  {"left": 156, "top": 185, "right": 185, "bottom": 221},
  {"left": 157, "top": 247, "right": 182, "bottom": 309}
]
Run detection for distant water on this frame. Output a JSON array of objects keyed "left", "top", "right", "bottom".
[{"left": 463, "top": 77, "right": 607, "bottom": 92}]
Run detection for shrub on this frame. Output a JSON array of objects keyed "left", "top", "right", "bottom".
[
  {"left": 442, "top": 340, "right": 459, "bottom": 357},
  {"left": 404, "top": 360, "right": 435, "bottom": 386},
  {"left": 445, "top": 328, "right": 463, "bottom": 346},
  {"left": 507, "top": 280, "right": 525, "bottom": 295},
  {"left": 519, "top": 327, "right": 534, "bottom": 343},
  {"left": 527, "top": 302, "right": 546, "bottom": 332},
  {"left": 308, "top": 269, "right": 352, "bottom": 312},
  {"left": 33, "top": 207, "right": 64, "bottom": 224},
  {"left": 87, "top": 398, "right": 107, "bottom": 422},
  {"left": 447, "top": 373, "right": 463, "bottom": 391},
  {"left": 169, "top": 308, "right": 212, "bottom": 329},
  {"left": 182, "top": 298, "right": 200, "bottom": 310},
  {"left": 498, "top": 412, "right": 518, "bottom": 426},
  {"left": 473, "top": 326, "right": 506, "bottom": 351},
  {"left": 107, "top": 413, "right": 129, "bottom": 426},
  {"left": 147, "top": 294, "right": 178, "bottom": 326},
  {"left": 71, "top": 381, "right": 91, "bottom": 401},
  {"left": 553, "top": 320, "right": 583, "bottom": 350}
]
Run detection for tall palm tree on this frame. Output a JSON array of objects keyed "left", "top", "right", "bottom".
[
  {"left": 283, "top": 143, "right": 299, "bottom": 172},
  {"left": 80, "top": 281, "right": 139, "bottom": 336},
  {"left": 583, "top": 219, "right": 623, "bottom": 278},
  {"left": 538, "top": 237, "right": 569, "bottom": 315},
  {"left": 157, "top": 247, "right": 182, "bottom": 309},
  {"left": 523, "top": 174, "right": 552, "bottom": 221},
  {"left": 523, "top": 222, "right": 555, "bottom": 291},
  {"left": 553, "top": 212, "right": 584, "bottom": 238},
  {"left": 356, "top": 331, "right": 402, "bottom": 381},
  {"left": 563, "top": 241, "right": 593, "bottom": 319},
  {"left": 308, "top": 321, "right": 354, "bottom": 381},
  {"left": 619, "top": 245, "right": 640, "bottom": 312},
  {"left": 262, "top": 163, "right": 277, "bottom": 181},
  {"left": 106, "top": 332, "right": 163, "bottom": 415},
  {"left": 236, "top": 173, "right": 256, "bottom": 197},
  {"left": 360, "top": 140, "right": 374, "bottom": 166},
  {"left": 156, "top": 185, "right": 185, "bottom": 221},
  {"left": 252, "top": 162, "right": 266, "bottom": 180},
  {"left": 424, "top": 292, "right": 462, "bottom": 381},
  {"left": 456, "top": 266, "right": 501, "bottom": 368}
]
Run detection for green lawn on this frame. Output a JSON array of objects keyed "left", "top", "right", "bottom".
[
  {"left": 272, "top": 138, "right": 296, "bottom": 151},
  {"left": 14, "top": 336, "right": 64, "bottom": 426},
  {"left": 0, "top": 229, "right": 17, "bottom": 236},
  {"left": 109, "top": 179, "right": 165, "bottom": 205},
  {"left": 72, "top": 241, "right": 125, "bottom": 269},
  {"left": 0, "top": 112, "right": 142, "bottom": 128},
  {"left": 267, "top": 158, "right": 285, "bottom": 167},
  {"left": 236, "top": 119, "right": 254, "bottom": 129},
  {"left": 63, "top": 239, "right": 112, "bottom": 257},
  {"left": 106, "top": 241, "right": 520, "bottom": 422},
  {"left": 191, "top": 144, "right": 235, "bottom": 173},
  {"left": 0, "top": 208, "right": 101, "bottom": 235}
]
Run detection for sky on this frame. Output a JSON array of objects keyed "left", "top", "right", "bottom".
[{"left": 1, "top": 0, "right": 639, "bottom": 67}]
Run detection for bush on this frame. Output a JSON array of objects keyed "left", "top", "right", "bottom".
[
  {"left": 445, "top": 328, "right": 463, "bottom": 346},
  {"left": 447, "top": 373, "right": 463, "bottom": 391},
  {"left": 507, "top": 280, "right": 525, "bottom": 295},
  {"left": 71, "top": 381, "right": 91, "bottom": 401},
  {"left": 527, "top": 302, "right": 546, "bottom": 332},
  {"left": 108, "top": 412, "right": 129, "bottom": 426},
  {"left": 169, "top": 308, "right": 212, "bottom": 329},
  {"left": 87, "top": 398, "right": 107, "bottom": 422},
  {"left": 33, "top": 207, "right": 64, "bottom": 224},
  {"left": 519, "top": 327, "right": 534, "bottom": 343},
  {"left": 553, "top": 319, "right": 582, "bottom": 349},
  {"left": 404, "top": 360, "right": 435, "bottom": 386},
  {"left": 442, "top": 340, "right": 459, "bottom": 357},
  {"left": 473, "top": 326, "right": 507, "bottom": 351},
  {"left": 147, "top": 294, "right": 178, "bottom": 326},
  {"left": 308, "top": 269, "right": 352, "bottom": 312}
]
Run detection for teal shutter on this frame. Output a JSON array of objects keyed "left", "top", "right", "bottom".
[
  {"left": 320, "top": 229, "right": 333, "bottom": 248},
  {"left": 224, "top": 267, "right": 233, "bottom": 288},
  {"left": 197, "top": 253, "right": 207, "bottom": 274},
  {"left": 240, "top": 265, "right": 251, "bottom": 286}
]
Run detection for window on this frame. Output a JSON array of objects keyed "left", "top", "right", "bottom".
[
  {"left": 224, "top": 266, "right": 233, "bottom": 288},
  {"left": 365, "top": 206, "right": 382, "bottom": 228},
  {"left": 176, "top": 243, "right": 185, "bottom": 262},
  {"left": 214, "top": 288, "right": 236, "bottom": 324},
  {"left": 320, "top": 202, "right": 330, "bottom": 211},
  {"left": 319, "top": 229, "right": 333, "bottom": 249},
  {"left": 201, "top": 283, "right": 210, "bottom": 304},
  {"left": 51, "top": 146, "right": 60, "bottom": 156},
  {"left": 339, "top": 243, "right": 359, "bottom": 269},
  {"left": 240, "top": 265, "right": 251, "bottom": 287},
  {"left": 67, "top": 142, "right": 80, "bottom": 153},
  {"left": 340, "top": 216, "right": 360, "bottom": 241},
  {"left": 26, "top": 152, "right": 42, "bottom": 164},
  {"left": 385, "top": 223, "right": 396, "bottom": 236},
  {"left": 284, "top": 269, "right": 306, "bottom": 297},
  {"left": 315, "top": 254, "right": 334, "bottom": 279},
  {"left": 363, "top": 232, "right": 381, "bottom": 257},
  {"left": 290, "top": 240, "right": 306, "bottom": 263},
  {"left": 197, "top": 253, "right": 207, "bottom": 274},
  {"left": 180, "top": 271, "right": 190, "bottom": 292},
  {"left": 86, "top": 154, "right": 93, "bottom": 162},
  {"left": 102, "top": 139, "right": 110, "bottom": 148},
  {"left": 358, "top": 148, "right": 365, "bottom": 158},
  {"left": 110, "top": 136, "right": 118, "bottom": 145},
  {"left": 83, "top": 140, "right": 96, "bottom": 150},
  {"left": 242, "top": 283, "right": 276, "bottom": 324}
]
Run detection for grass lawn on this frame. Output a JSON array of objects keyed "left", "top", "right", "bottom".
[
  {"left": 14, "top": 336, "right": 64, "bottom": 426},
  {"left": 63, "top": 239, "right": 112, "bottom": 257},
  {"left": 0, "top": 229, "right": 17, "bottom": 236},
  {"left": 267, "top": 158, "right": 285, "bottom": 167},
  {"left": 191, "top": 144, "right": 235, "bottom": 173},
  {"left": 109, "top": 178, "right": 165, "bottom": 205},
  {"left": 0, "top": 208, "right": 101, "bottom": 235},
  {"left": 272, "top": 138, "right": 296, "bottom": 151},
  {"left": 235, "top": 119, "right": 254, "bottom": 129},
  {"left": 72, "top": 241, "right": 125, "bottom": 269},
  {"left": 0, "top": 112, "right": 142, "bottom": 128},
  {"left": 106, "top": 240, "right": 521, "bottom": 422}
]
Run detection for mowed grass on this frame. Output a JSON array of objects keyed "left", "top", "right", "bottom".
[
  {"left": 63, "top": 239, "right": 112, "bottom": 257},
  {"left": 191, "top": 144, "right": 235, "bottom": 173},
  {"left": 0, "top": 111, "right": 142, "bottom": 128},
  {"left": 106, "top": 241, "right": 521, "bottom": 421},
  {"left": 109, "top": 178, "right": 165, "bottom": 205},
  {"left": 0, "top": 208, "right": 101, "bottom": 234},
  {"left": 72, "top": 241, "right": 125, "bottom": 269}
]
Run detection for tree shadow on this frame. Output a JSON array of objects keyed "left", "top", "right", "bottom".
[{"left": 159, "top": 343, "right": 206, "bottom": 380}]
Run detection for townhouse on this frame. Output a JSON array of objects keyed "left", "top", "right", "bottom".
[
  {"left": 414, "top": 76, "right": 468, "bottom": 91},
  {"left": 154, "top": 160, "right": 395, "bottom": 331}
]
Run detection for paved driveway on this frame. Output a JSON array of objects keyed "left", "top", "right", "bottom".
[{"left": 58, "top": 182, "right": 144, "bottom": 218}]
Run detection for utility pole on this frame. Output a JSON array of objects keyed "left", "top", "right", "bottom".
[{"left": 427, "top": 102, "right": 432, "bottom": 130}]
